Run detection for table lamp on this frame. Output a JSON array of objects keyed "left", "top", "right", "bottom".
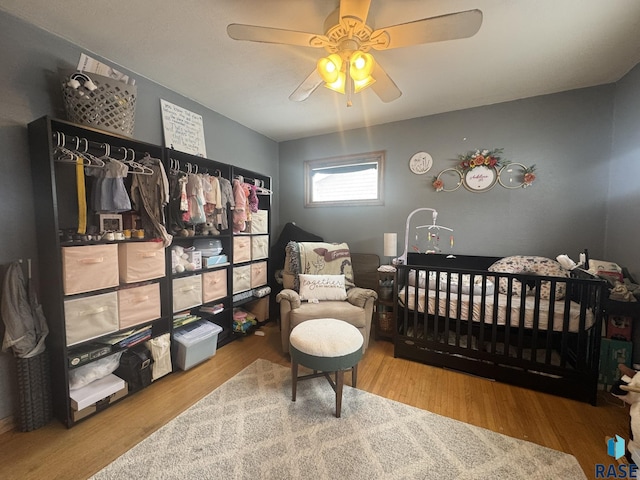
[{"left": 383, "top": 232, "right": 397, "bottom": 265}]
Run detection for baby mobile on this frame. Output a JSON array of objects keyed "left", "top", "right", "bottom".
[
  {"left": 398, "top": 208, "right": 455, "bottom": 265},
  {"left": 402, "top": 209, "right": 454, "bottom": 258},
  {"left": 414, "top": 222, "right": 454, "bottom": 254}
]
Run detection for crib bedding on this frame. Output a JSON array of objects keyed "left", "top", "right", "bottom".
[{"left": 398, "top": 287, "right": 594, "bottom": 333}]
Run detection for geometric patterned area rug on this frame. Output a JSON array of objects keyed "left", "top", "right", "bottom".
[{"left": 91, "top": 359, "right": 586, "bottom": 479}]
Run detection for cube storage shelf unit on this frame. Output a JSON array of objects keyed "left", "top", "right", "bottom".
[{"left": 28, "top": 116, "right": 272, "bottom": 427}]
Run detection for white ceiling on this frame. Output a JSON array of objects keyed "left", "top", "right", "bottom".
[{"left": 2, "top": 0, "right": 640, "bottom": 142}]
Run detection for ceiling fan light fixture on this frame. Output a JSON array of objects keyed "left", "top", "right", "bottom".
[
  {"left": 349, "top": 51, "right": 375, "bottom": 81},
  {"left": 317, "top": 53, "right": 343, "bottom": 84},
  {"left": 324, "top": 71, "right": 346, "bottom": 94},
  {"left": 353, "top": 75, "right": 376, "bottom": 93}
]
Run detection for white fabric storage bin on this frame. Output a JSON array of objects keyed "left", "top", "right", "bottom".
[
  {"left": 118, "top": 242, "right": 165, "bottom": 283},
  {"left": 64, "top": 291, "right": 119, "bottom": 346},
  {"left": 233, "top": 236, "right": 251, "bottom": 264},
  {"left": 62, "top": 244, "right": 119, "bottom": 295},
  {"left": 251, "top": 210, "right": 268, "bottom": 234},
  {"left": 251, "top": 235, "right": 269, "bottom": 260},
  {"left": 250, "top": 261, "right": 267, "bottom": 288},
  {"left": 118, "top": 283, "right": 161, "bottom": 329},
  {"left": 172, "top": 275, "right": 203, "bottom": 313},
  {"left": 233, "top": 265, "right": 251, "bottom": 294},
  {"left": 202, "top": 269, "right": 227, "bottom": 303}
]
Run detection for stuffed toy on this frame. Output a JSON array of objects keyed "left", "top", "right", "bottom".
[
  {"left": 611, "top": 364, "right": 640, "bottom": 463},
  {"left": 198, "top": 221, "right": 219, "bottom": 236},
  {"left": 171, "top": 245, "right": 197, "bottom": 274}
]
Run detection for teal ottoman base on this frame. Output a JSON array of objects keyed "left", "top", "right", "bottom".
[{"left": 289, "top": 318, "right": 364, "bottom": 418}]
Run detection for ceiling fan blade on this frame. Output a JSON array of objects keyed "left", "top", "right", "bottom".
[
  {"left": 371, "top": 9, "right": 483, "bottom": 50},
  {"left": 289, "top": 69, "right": 324, "bottom": 102},
  {"left": 370, "top": 62, "right": 402, "bottom": 103},
  {"left": 340, "top": 0, "right": 372, "bottom": 23},
  {"left": 227, "top": 24, "right": 325, "bottom": 48}
]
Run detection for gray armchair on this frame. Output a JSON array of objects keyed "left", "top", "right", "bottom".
[{"left": 276, "top": 242, "right": 378, "bottom": 354}]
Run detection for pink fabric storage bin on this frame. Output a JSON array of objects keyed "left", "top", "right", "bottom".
[
  {"left": 233, "top": 265, "right": 251, "bottom": 294},
  {"left": 250, "top": 261, "right": 267, "bottom": 288},
  {"left": 118, "top": 242, "right": 165, "bottom": 283},
  {"left": 202, "top": 269, "right": 227, "bottom": 303},
  {"left": 233, "top": 236, "right": 251, "bottom": 264},
  {"left": 172, "top": 275, "right": 203, "bottom": 313},
  {"left": 250, "top": 210, "right": 268, "bottom": 234},
  {"left": 118, "top": 283, "right": 161, "bottom": 329},
  {"left": 251, "top": 235, "right": 269, "bottom": 260},
  {"left": 62, "top": 244, "right": 119, "bottom": 295},
  {"left": 64, "top": 291, "right": 119, "bottom": 346}
]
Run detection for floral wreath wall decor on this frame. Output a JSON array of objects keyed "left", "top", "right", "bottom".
[{"left": 432, "top": 148, "right": 537, "bottom": 193}]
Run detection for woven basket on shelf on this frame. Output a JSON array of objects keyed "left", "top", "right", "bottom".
[
  {"left": 61, "top": 70, "right": 137, "bottom": 137},
  {"left": 378, "top": 312, "right": 393, "bottom": 333}
]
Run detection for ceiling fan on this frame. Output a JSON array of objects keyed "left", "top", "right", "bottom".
[{"left": 227, "top": 0, "right": 482, "bottom": 106}]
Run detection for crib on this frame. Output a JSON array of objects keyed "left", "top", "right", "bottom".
[{"left": 394, "top": 253, "right": 607, "bottom": 405}]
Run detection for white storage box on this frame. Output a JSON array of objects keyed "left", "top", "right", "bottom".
[
  {"left": 233, "top": 265, "right": 251, "bottom": 294},
  {"left": 62, "top": 244, "right": 119, "bottom": 295},
  {"left": 70, "top": 373, "right": 125, "bottom": 411},
  {"left": 173, "top": 321, "right": 223, "bottom": 370},
  {"left": 186, "top": 250, "right": 202, "bottom": 270},
  {"left": 71, "top": 381, "right": 128, "bottom": 422},
  {"left": 172, "top": 275, "right": 203, "bottom": 313},
  {"left": 233, "top": 236, "right": 251, "bottom": 264},
  {"left": 251, "top": 235, "right": 269, "bottom": 260},
  {"left": 64, "top": 291, "right": 119, "bottom": 346},
  {"left": 118, "top": 242, "right": 165, "bottom": 283},
  {"left": 203, "top": 255, "right": 228, "bottom": 268},
  {"left": 118, "top": 283, "right": 161, "bottom": 329},
  {"left": 251, "top": 261, "right": 267, "bottom": 289},
  {"left": 250, "top": 210, "right": 268, "bottom": 234},
  {"left": 202, "top": 269, "right": 227, "bottom": 303}
]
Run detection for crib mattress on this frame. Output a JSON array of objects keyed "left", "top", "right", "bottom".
[{"left": 398, "top": 288, "right": 594, "bottom": 333}]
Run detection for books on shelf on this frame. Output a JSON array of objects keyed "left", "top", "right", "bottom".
[
  {"left": 97, "top": 326, "right": 152, "bottom": 349},
  {"left": 173, "top": 312, "right": 201, "bottom": 328}
]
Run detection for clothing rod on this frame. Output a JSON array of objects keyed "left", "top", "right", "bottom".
[{"left": 52, "top": 131, "right": 146, "bottom": 160}]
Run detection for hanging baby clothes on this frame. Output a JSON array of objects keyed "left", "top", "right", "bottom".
[
  {"left": 186, "top": 173, "right": 206, "bottom": 225},
  {"left": 130, "top": 159, "right": 172, "bottom": 247},
  {"left": 248, "top": 184, "right": 259, "bottom": 213},
  {"left": 86, "top": 159, "right": 132, "bottom": 214},
  {"left": 76, "top": 156, "right": 87, "bottom": 234},
  {"left": 232, "top": 178, "right": 247, "bottom": 233},
  {"left": 203, "top": 174, "right": 222, "bottom": 226},
  {"left": 242, "top": 182, "right": 252, "bottom": 225},
  {"left": 217, "top": 176, "right": 234, "bottom": 231},
  {"left": 179, "top": 175, "right": 189, "bottom": 223},
  {"left": 167, "top": 168, "right": 187, "bottom": 234}
]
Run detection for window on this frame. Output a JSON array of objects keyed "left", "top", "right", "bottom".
[{"left": 304, "top": 151, "right": 385, "bottom": 207}]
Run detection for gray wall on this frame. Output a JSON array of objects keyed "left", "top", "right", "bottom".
[
  {"left": 279, "top": 87, "right": 614, "bottom": 262},
  {"left": 607, "top": 63, "right": 640, "bottom": 280},
  {"left": 0, "top": 11, "right": 279, "bottom": 421}
]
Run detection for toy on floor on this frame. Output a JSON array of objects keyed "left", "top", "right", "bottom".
[{"left": 610, "top": 364, "right": 640, "bottom": 463}]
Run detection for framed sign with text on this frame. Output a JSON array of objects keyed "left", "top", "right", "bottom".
[{"left": 160, "top": 99, "right": 207, "bottom": 157}]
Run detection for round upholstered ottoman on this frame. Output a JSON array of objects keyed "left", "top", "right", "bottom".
[{"left": 289, "top": 318, "right": 364, "bottom": 418}]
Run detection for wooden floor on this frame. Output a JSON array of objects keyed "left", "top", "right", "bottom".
[{"left": 0, "top": 322, "right": 630, "bottom": 479}]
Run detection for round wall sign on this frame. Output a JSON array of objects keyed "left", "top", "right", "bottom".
[
  {"left": 409, "top": 151, "right": 433, "bottom": 174},
  {"left": 463, "top": 165, "right": 498, "bottom": 192}
]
